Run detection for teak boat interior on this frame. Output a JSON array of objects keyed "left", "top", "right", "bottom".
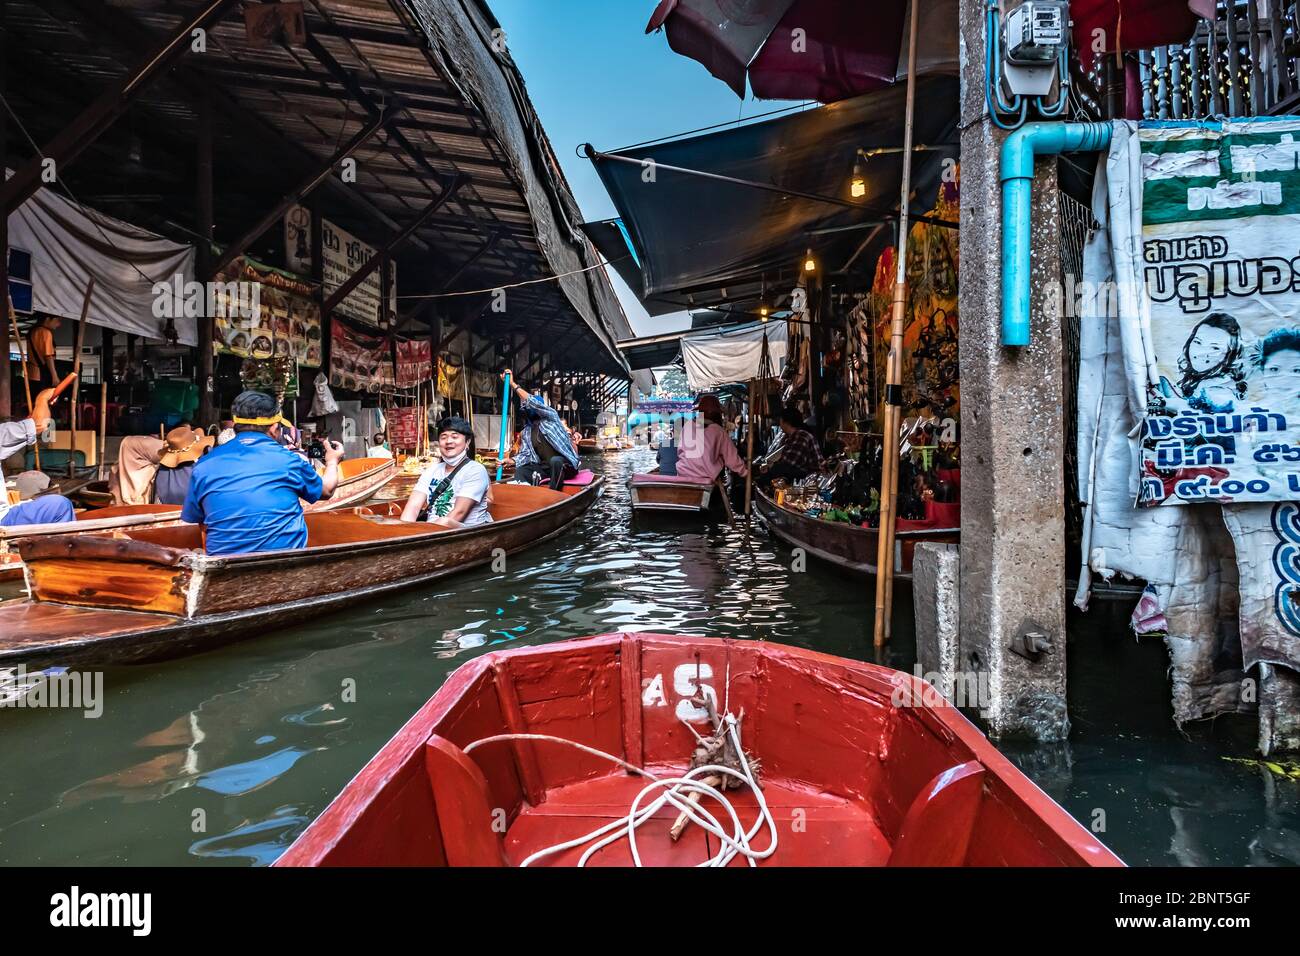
[{"left": 23, "top": 483, "right": 581, "bottom": 557}]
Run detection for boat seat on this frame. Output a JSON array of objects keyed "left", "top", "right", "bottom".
[
  {"left": 629, "top": 473, "right": 708, "bottom": 486},
  {"left": 563, "top": 469, "right": 596, "bottom": 487},
  {"left": 887, "top": 760, "right": 985, "bottom": 867},
  {"left": 424, "top": 735, "right": 507, "bottom": 867}
]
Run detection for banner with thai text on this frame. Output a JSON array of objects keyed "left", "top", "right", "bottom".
[{"left": 1137, "top": 119, "right": 1300, "bottom": 506}]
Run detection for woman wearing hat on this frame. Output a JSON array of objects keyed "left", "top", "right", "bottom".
[{"left": 154, "top": 426, "right": 215, "bottom": 505}]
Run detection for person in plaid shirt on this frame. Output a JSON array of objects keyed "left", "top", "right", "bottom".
[{"left": 758, "top": 406, "right": 822, "bottom": 485}]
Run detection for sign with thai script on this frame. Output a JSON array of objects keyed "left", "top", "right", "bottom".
[
  {"left": 1138, "top": 120, "right": 1300, "bottom": 506},
  {"left": 214, "top": 257, "right": 321, "bottom": 367},
  {"left": 321, "top": 217, "right": 395, "bottom": 329}
]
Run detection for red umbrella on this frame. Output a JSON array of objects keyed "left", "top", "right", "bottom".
[{"left": 648, "top": 0, "right": 1207, "bottom": 104}]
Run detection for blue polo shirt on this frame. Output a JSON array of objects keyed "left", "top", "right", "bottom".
[{"left": 181, "top": 431, "right": 324, "bottom": 555}]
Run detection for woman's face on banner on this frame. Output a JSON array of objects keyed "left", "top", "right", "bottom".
[
  {"left": 1188, "top": 324, "right": 1232, "bottom": 373},
  {"left": 1259, "top": 347, "right": 1300, "bottom": 401}
]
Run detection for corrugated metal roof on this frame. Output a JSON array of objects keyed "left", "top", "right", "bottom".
[{"left": 3, "top": 0, "right": 632, "bottom": 378}]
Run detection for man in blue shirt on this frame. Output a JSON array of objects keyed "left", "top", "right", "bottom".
[
  {"left": 501, "top": 369, "right": 579, "bottom": 490},
  {"left": 181, "top": 390, "right": 344, "bottom": 555}
]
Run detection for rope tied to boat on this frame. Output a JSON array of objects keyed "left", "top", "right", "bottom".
[{"left": 463, "top": 703, "right": 777, "bottom": 867}]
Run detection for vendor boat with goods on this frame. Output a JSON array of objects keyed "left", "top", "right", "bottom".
[
  {"left": 0, "top": 479, "right": 601, "bottom": 667},
  {"left": 276, "top": 632, "right": 1122, "bottom": 868}
]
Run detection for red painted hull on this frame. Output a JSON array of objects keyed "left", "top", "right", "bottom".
[{"left": 277, "top": 633, "right": 1123, "bottom": 868}]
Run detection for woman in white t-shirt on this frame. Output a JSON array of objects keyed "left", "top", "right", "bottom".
[{"left": 400, "top": 416, "right": 493, "bottom": 528}]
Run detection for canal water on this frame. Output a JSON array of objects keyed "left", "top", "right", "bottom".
[{"left": 0, "top": 448, "right": 1295, "bottom": 866}]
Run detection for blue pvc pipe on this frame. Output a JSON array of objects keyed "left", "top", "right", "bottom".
[
  {"left": 1000, "top": 122, "right": 1112, "bottom": 346},
  {"left": 496, "top": 372, "right": 511, "bottom": 481}
]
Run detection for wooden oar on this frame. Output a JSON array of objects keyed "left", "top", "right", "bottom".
[{"left": 9, "top": 303, "right": 38, "bottom": 470}]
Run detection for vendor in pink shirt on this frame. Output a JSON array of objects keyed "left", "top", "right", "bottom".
[{"left": 674, "top": 393, "right": 748, "bottom": 484}]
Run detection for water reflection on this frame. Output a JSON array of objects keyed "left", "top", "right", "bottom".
[{"left": 0, "top": 448, "right": 1293, "bottom": 866}]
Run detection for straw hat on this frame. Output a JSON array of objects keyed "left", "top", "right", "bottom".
[{"left": 158, "top": 426, "right": 214, "bottom": 468}]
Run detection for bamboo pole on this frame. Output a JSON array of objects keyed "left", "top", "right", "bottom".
[
  {"left": 67, "top": 278, "right": 94, "bottom": 477},
  {"left": 97, "top": 377, "right": 108, "bottom": 481},
  {"left": 743, "top": 377, "right": 756, "bottom": 522},
  {"left": 872, "top": 1, "right": 921, "bottom": 650},
  {"left": 9, "top": 303, "right": 38, "bottom": 469}
]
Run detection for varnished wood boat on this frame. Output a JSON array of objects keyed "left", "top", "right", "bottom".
[
  {"left": 755, "top": 488, "right": 958, "bottom": 579},
  {"left": 0, "top": 479, "right": 602, "bottom": 668},
  {"left": 73, "top": 480, "right": 115, "bottom": 509},
  {"left": 275, "top": 632, "right": 1123, "bottom": 867},
  {"left": 629, "top": 472, "right": 714, "bottom": 514},
  {"left": 0, "top": 457, "right": 398, "bottom": 583}
]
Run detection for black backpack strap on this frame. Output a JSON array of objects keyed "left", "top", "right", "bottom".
[{"left": 427, "top": 458, "right": 470, "bottom": 505}]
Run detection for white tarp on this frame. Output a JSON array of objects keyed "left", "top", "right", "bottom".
[
  {"left": 6, "top": 170, "right": 197, "bottom": 345},
  {"left": 680, "top": 320, "right": 788, "bottom": 391}
]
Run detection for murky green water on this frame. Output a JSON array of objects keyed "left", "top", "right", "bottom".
[{"left": 0, "top": 448, "right": 1294, "bottom": 866}]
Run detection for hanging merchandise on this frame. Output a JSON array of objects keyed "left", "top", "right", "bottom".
[
  {"left": 214, "top": 256, "right": 322, "bottom": 367},
  {"left": 240, "top": 354, "right": 299, "bottom": 400},
  {"left": 395, "top": 338, "right": 433, "bottom": 387},
  {"left": 387, "top": 404, "right": 421, "bottom": 449},
  {"left": 470, "top": 368, "right": 498, "bottom": 399},
  {"left": 329, "top": 321, "right": 395, "bottom": 393},
  {"left": 310, "top": 370, "right": 339, "bottom": 416},
  {"left": 437, "top": 353, "right": 465, "bottom": 398}
]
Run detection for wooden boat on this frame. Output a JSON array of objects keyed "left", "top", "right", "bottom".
[
  {"left": 275, "top": 632, "right": 1123, "bottom": 867},
  {"left": 754, "top": 488, "right": 958, "bottom": 579},
  {"left": 73, "top": 480, "right": 114, "bottom": 509},
  {"left": 0, "top": 479, "right": 603, "bottom": 668},
  {"left": 629, "top": 472, "right": 714, "bottom": 514},
  {"left": 0, "top": 457, "right": 398, "bottom": 583},
  {"left": 576, "top": 438, "right": 601, "bottom": 455}
]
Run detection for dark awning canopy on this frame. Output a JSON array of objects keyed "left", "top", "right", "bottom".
[{"left": 585, "top": 76, "right": 958, "bottom": 310}]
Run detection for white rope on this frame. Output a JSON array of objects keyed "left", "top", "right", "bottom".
[{"left": 467, "top": 714, "right": 777, "bottom": 868}]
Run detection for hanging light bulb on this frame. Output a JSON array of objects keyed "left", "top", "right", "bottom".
[
  {"left": 850, "top": 156, "right": 866, "bottom": 199},
  {"left": 804, "top": 248, "right": 816, "bottom": 273},
  {"left": 759, "top": 304, "right": 770, "bottom": 321}
]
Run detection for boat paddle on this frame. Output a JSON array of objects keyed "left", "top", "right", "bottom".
[{"left": 496, "top": 371, "right": 511, "bottom": 482}]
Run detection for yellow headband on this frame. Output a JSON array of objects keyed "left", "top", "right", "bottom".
[{"left": 232, "top": 415, "right": 290, "bottom": 426}]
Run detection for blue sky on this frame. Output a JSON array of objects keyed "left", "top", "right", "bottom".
[{"left": 490, "top": 0, "right": 805, "bottom": 338}]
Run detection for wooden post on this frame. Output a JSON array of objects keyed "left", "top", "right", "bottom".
[
  {"left": 9, "top": 303, "right": 38, "bottom": 469},
  {"left": 67, "top": 278, "right": 94, "bottom": 476},
  {"left": 872, "top": 3, "right": 920, "bottom": 649},
  {"left": 744, "top": 377, "right": 756, "bottom": 522},
  {"left": 196, "top": 88, "right": 216, "bottom": 427}
]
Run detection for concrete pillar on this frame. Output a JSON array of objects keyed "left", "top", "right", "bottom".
[
  {"left": 1258, "top": 663, "right": 1300, "bottom": 756},
  {"left": 913, "top": 542, "right": 960, "bottom": 684},
  {"left": 956, "top": 0, "right": 1069, "bottom": 741}
]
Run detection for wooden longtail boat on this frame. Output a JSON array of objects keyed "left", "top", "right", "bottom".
[
  {"left": 628, "top": 472, "right": 715, "bottom": 514},
  {"left": 276, "top": 632, "right": 1123, "bottom": 867},
  {"left": 576, "top": 438, "right": 601, "bottom": 455},
  {"left": 754, "top": 488, "right": 958, "bottom": 579},
  {"left": 0, "top": 478, "right": 600, "bottom": 668},
  {"left": 0, "top": 457, "right": 398, "bottom": 583}
]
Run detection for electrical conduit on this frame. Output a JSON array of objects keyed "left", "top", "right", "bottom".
[{"left": 1000, "top": 122, "right": 1112, "bottom": 346}]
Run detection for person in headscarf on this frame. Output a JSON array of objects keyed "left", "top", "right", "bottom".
[
  {"left": 181, "top": 390, "right": 344, "bottom": 555},
  {"left": 108, "top": 435, "right": 164, "bottom": 506}
]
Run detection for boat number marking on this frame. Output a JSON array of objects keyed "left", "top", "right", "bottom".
[{"left": 641, "top": 663, "right": 716, "bottom": 722}]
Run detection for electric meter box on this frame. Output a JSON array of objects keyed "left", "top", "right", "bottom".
[{"left": 1003, "top": 1, "right": 1068, "bottom": 64}]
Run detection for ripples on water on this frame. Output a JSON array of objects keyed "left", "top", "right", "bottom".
[{"left": 0, "top": 448, "right": 1295, "bottom": 866}]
